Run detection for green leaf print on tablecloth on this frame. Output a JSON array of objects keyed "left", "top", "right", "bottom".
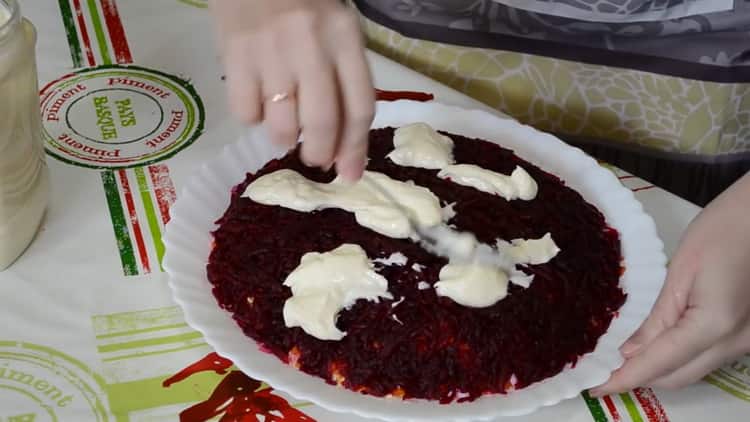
[{"left": 705, "top": 354, "right": 750, "bottom": 402}]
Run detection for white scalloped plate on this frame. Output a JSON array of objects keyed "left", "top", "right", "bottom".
[{"left": 163, "top": 101, "right": 667, "bottom": 421}]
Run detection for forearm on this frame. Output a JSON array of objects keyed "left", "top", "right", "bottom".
[
  {"left": 712, "top": 172, "right": 750, "bottom": 206},
  {"left": 727, "top": 171, "right": 750, "bottom": 201},
  {"left": 707, "top": 171, "right": 750, "bottom": 226}
]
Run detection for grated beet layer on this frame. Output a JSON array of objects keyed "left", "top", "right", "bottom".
[{"left": 207, "top": 128, "right": 625, "bottom": 403}]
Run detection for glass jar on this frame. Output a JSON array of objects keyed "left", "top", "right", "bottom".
[{"left": 0, "top": 0, "right": 49, "bottom": 270}]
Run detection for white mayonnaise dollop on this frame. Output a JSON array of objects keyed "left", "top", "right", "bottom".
[{"left": 282, "top": 244, "right": 393, "bottom": 340}]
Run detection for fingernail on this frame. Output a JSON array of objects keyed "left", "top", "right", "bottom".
[
  {"left": 334, "top": 165, "right": 359, "bottom": 184},
  {"left": 589, "top": 388, "right": 604, "bottom": 398},
  {"left": 299, "top": 152, "right": 314, "bottom": 168},
  {"left": 620, "top": 342, "right": 642, "bottom": 357}
]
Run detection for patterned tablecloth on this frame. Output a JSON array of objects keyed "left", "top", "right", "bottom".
[{"left": 1, "top": 1, "right": 747, "bottom": 421}]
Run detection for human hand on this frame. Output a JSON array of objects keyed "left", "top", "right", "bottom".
[
  {"left": 212, "top": 0, "right": 374, "bottom": 181},
  {"left": 592, "top": 172, "right": 750, "bottom": 396}
]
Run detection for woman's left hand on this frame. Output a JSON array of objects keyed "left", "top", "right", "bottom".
[{"left": 592, "top": 173, "right": 750, "bottom": 396}]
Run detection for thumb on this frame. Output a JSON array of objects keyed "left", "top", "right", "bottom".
[{"left": 621, "top": 255, "right": 692, "bottom": 357}]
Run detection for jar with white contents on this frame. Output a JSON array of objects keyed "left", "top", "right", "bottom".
[{"left": 0, "top": 0, "right": 49, "bottom": 270}]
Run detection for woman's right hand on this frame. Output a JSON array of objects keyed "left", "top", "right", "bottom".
[{"left": 211, "top": 0, "right": 375, "bottom": 181}]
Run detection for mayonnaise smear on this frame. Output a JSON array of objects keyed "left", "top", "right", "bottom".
[
  {"left": 246, "top": 122, "right": 561, "bottom": 339},
  {"left": 282, "top": 244, "right": 393, "bottom": 340}
]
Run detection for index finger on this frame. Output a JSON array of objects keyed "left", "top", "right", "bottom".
[
  {"left": 295, "top": 42, "right": 340, "bottom": 169},
  {"left": 330, "top": 12, "right": 374, "bottom": 181}
]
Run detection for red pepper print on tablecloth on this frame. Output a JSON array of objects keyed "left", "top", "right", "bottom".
[{"left": 164, "top": 352, "right": 316, "bottom": 422}]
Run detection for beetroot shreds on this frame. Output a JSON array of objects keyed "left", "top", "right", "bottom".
[{"left": 207, "top": 127, "right": 625, "bottom": 403}]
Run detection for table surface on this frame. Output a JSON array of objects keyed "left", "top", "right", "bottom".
[{"left": 3, "top": 1, "right": 748, "bottom": 422}]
